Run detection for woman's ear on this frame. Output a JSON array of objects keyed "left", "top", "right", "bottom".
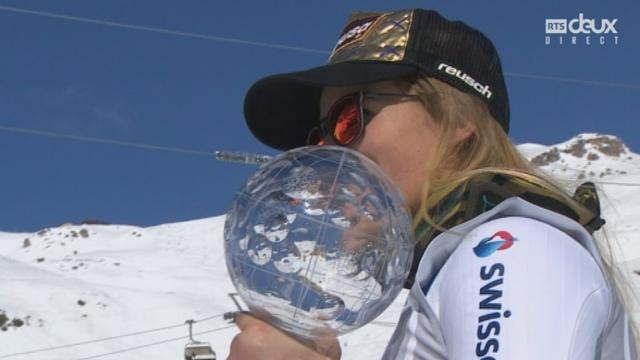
[{"left": 453, "top": 119, "right": 476, "bottom": 144}]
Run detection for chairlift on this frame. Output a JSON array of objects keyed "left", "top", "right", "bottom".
[{"left": 184, "top": 319, "right": 216, "bottom": 360}]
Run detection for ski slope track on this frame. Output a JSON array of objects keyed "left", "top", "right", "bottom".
[{"left": 1, "top": 133, "right": 639, "bottom": 359}]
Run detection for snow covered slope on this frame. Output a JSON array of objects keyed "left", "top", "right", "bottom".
[
  {"left": 1, "top": 133, "right": 639, "bottom": 360},
  {"left": 520, "top": 133, "right": 640, "bottom": 265}
]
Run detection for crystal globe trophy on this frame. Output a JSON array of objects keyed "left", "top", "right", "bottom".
[{"left": 224, "top": 146, "right": 414, "bottom": 339}]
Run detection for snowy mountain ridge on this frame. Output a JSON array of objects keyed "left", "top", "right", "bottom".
[
  {"left": 519, "top": 133, "right": 640, "bottom": 181},
  {"left": 1, "top": 133, "right": 639, "bottom": 360}
]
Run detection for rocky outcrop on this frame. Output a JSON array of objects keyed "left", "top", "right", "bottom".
[{"left": 530, "top": 134, "right": 629, "bottom": 167}]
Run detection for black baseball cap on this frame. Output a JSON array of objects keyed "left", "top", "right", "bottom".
[{"left": 244, "top": 9, "right": 510, "bottom": 151}]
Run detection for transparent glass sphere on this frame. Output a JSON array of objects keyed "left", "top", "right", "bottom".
[{"left": 224, "top": 146, "right": 414, "bottom": 339}]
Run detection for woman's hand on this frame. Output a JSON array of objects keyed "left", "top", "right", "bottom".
[{"left": 228, "top": 313, "right": 341, "bottom": 360}]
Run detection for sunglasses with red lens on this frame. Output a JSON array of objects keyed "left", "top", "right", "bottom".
[{"left": 307, "top": 91, "right": 421, "bottom": 146}]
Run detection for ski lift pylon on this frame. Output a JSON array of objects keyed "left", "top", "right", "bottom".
[{"left": 184, "top": 319, "right": 216, "bottom": 360}]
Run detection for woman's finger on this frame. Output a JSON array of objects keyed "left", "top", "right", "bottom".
[{"left": 233, "top": 312, "right": 255, "bottom": 331}]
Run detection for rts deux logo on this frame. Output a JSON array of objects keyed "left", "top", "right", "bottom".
[
  {"left": 473, "top": 231, "right": 517, "bottom": 258},
  {"left": 545, "top": 13, "right": 619, "bottom": 45}
]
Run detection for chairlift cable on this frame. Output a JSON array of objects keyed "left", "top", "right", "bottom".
[{"left": 0, "top": 313, "right": 227, "bottom": 358}]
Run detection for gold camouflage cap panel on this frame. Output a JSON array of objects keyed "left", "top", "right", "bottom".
[{"left": 329, "top": 10, "right": 414, "bottom": 64}]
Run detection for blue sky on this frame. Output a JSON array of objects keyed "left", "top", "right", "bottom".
[{"left": 0, "top": 0, "right": 638, "bottom": 232}]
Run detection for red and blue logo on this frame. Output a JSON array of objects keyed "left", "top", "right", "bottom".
[{"left": 473, "top": 231, "right": 517, "bottom": 258}]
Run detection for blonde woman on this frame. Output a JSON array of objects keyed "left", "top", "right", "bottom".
[{"left": 229, "top": 9, "right": 637, "bottom": 359}]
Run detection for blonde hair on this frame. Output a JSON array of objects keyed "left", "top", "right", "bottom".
[
  {"left": 401, "top": 76, "right": 572, "bottom": 228},
  {"left": 404, "top": 75, "right": 639, "bottom": 344}
]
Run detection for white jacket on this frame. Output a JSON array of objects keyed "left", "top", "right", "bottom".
[{"left": 383, "top": 197, "right": 637, "bottom": 359}]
